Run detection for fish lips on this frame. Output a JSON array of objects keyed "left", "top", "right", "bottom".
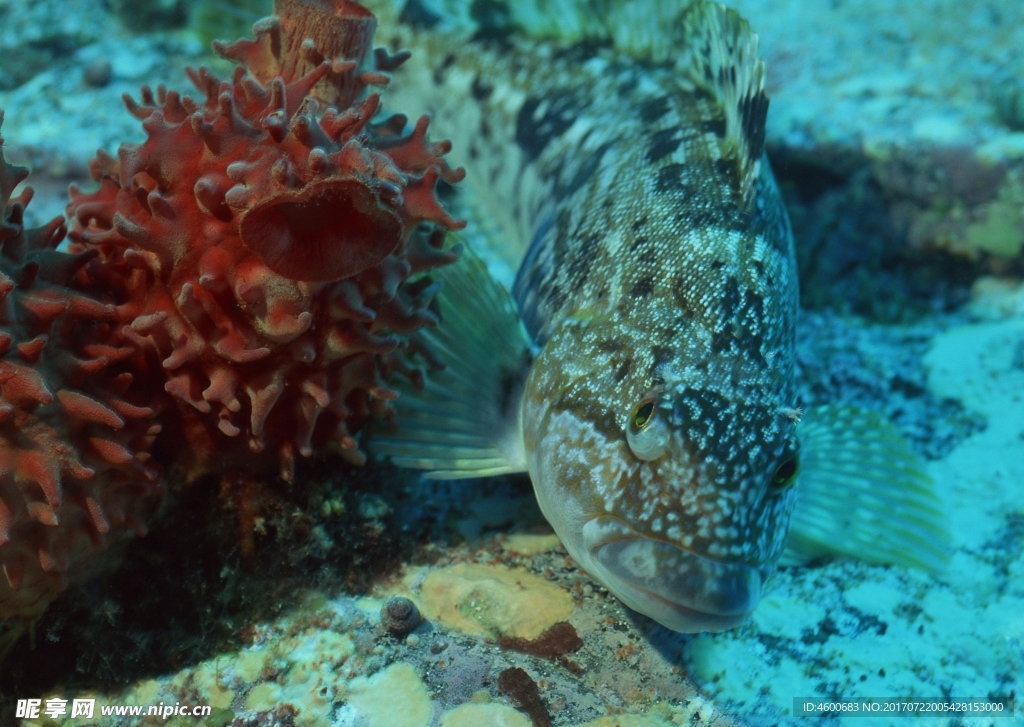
[{"left": 583, "top": 517, "right": 772, "bottom": 633}]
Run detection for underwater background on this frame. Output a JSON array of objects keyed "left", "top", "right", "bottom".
[{"left": 0, "top": 0, "right": 1022, "bottom": 725}]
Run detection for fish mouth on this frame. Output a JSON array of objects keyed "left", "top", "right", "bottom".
[{"left": 583, "top": 518, "right": 771, "bottom": 633}]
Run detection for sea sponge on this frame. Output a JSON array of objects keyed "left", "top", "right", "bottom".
[
  {"left": 0, "top": 112, "right": 162, "bottom": 621},
  {"left": 68, "top": 0, "right": 465, "bottom": 481}
]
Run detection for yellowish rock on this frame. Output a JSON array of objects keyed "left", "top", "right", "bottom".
[
  {"left": 235, "top": 649, "right": 268, "bottom": 683},
  {"left": 419, "top": 563, "right": 574, "bottom": 639},
  {"left": 346, "top": 662, "right": 433, "bottom": 727},
  {"left": 189, "top": 659, "right": 236, "bottom": 709},
  {"left": 498, "top": 533, "right": 563, "bottom": 555},
  {"left": 440, "top": 702, "right": 532, "bottom": 727},
  {"left": 245, "top": 682, "right": 280, "bottom": 712},
  {"left": 125, "top": 679, "right": 161, "bottom": 706},
  {"left": 968, "top": 276, "right": 1024, "bottom": 320}
]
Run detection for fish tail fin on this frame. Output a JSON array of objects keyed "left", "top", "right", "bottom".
[
  {"left": 371, "top": 238, "right": 533, "bottom": 479},
  {"left": 781, "top": 405, "right": 951, "bottom": 573}
]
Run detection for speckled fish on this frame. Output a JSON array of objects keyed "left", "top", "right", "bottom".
[{"left": 369, "top": 0, "right": 948, "bottom": 632}]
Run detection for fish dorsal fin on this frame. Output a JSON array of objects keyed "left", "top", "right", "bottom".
[
  {"left": 522, "top": 0, "right": 770, "bottom": 203},
  {"left": 386, "top": 0, "right": 769, "bottom": 203},
  {"left": 675, "top": 1, "right": 768, "bottom": 203},
  {"left": 781, "top": 405, "right": 951, "bottom": 573},
  {"left": 371, "top": 238, "right": 533, "bottom": 479}
]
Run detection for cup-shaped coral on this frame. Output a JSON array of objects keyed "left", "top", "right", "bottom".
[
  {"left": 68, "top": 0, "right": 465, "bottom": 481},
  {"left": 0, "top": 112, "right": 163, "bottom": 622}
]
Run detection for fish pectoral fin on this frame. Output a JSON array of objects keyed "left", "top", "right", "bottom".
[
  {"left": 370, "top": 237, "right": 533, "bottom": 479},
  {"left": 781, "top": 405, "right": 951, "bottom": 573}
]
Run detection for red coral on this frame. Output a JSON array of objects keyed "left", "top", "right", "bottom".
[
  {"left": 0, "top": 113, "right": 162, "bottom": 621},
  {"left": 68, "top": 0, "right": 464, "bottom": 481}
]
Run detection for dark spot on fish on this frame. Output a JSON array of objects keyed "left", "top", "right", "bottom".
[
  {"left": 480, "top": 116, "right": 492, "bottom": 140},
  {"left": 470, "top": 0, "right": 514, "bottom": 39},
  {"left": 469, "top": 145, "right": 479, "bottom": 159},
  {"left": 721, "top": 277, "right": 741, "bottom": 318},
  {"left": 753, "top": 261, "right": 765, "bottom": 278},
  {"left": 690, "top": 85, "right": 716, "bottom": 105},
  {"left": 631, "top": 216, "right": 648, "bottom": 232},
  {"left": 655, "top": 163, "right": 687, "bottom": 193},
  {"left": 716, "top": 157, "right": 739, "bottom": 189},
  {"left": 554, "top": 141, "right": 614, "bottom": 199},
  {"left": 399, "top": 0, "right": 443, "bottom": 28},
  {"left": 669, "top": 192, "right": 757, "bottom": 234},
  {"left": 434, "top": 54, "right": 456, "bottom": 85},
  {"left": 647, "top": 127, "right": 685, "bottom": 163},
  {"left": 651, "top": 345, "right": 673, "bottom": 370},
  {"left": 672, "top": 275, "right": 693, "bottom": 314},
  {"left": 711, "top": 278, "right": 742, "bottom": 354},
  {"left": 554, "top": 41, "right": 609, "bottom": 64},
  {"left": 471, "top": 76, "right": 493, "bottom": 100},
  {"left": 711, "top": 260, "right": 725, "bottom": 269},
  {"left": 640, "top": 96, "right": 671, "bottom": 124},
  {"left": 558, "top": 391, "right": 620, "bottom": 440},
  {"left": 630, "top": 275, "right": 655, "bottom": 298},
  {"left": 629, "top": 236, "right": 650, "bottom": 252},
  {"left": 516, "top": 95, "right": 580, "bottom": 162},
  {"left": 562, "top": 234, "right": 596, "bottom": 295},
  {"left": 613, "top": 357, "right": 633, "bottom": 383},
  {"left": 541, "top": 284, "right": 568, "bottom": 331},
  {"left": 740, "top": 91, "right": 769, "bottom": 162},
  {"left": 596, "top": 340, "right": 619, "bottom": 353},
  {"left": 701, "top": 117, "right": 726, "bottom": 138},
  {"left": 637, "top": 246, "right": 656, "bottom": 265},
  {"left": 717, "top": 66, "right": 732, "bottom": 89},
  {"left": 674, "top": 387, "right": 732, "bottom": 446},
  {"left": 711, "top": 278, "right": 766, "bottom": 362},
  {"left": 551, "top": 220, "right": 572, "bottom": 269}
]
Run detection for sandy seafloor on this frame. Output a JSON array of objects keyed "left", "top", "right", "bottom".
[{"left": 1, "top": 0, "right": 1023, "bottom": 726}]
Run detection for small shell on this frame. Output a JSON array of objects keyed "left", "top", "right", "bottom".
[{"left": 381, "top": 596, "right": 422, "bottom": 636}]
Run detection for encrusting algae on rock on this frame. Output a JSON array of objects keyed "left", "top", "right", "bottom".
[{"left": 419, "top": 563, "right": 575, "bottom": 640}]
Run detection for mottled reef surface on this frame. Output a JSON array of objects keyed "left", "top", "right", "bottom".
[{"left": 1, "top": 0, "right": 1023, "bottom": 725}]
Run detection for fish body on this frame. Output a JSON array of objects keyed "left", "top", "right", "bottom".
[{"left": 372, "top": 0, "right": 947, "bottom": 632}]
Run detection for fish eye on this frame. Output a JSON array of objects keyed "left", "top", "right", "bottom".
[
  {"left": 626, "top": 396, "right": 667, "bottom": 461},
  {"left": 771, "top": 456, "right": 799, "bottom": 490},
  {"left": 632, "top": 399, "right": 656, "bottom": 429}
]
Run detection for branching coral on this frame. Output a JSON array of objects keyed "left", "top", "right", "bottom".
[
  {"left": 0, "top": 112, "right": 163, "bottom": 621},
  {"left": 67, "top": 0, "right": 465, "bottom": 481}
]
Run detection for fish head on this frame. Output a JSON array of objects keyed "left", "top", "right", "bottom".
[{"left": 522, "top": 306, "right": 799, "bottom": 633}]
